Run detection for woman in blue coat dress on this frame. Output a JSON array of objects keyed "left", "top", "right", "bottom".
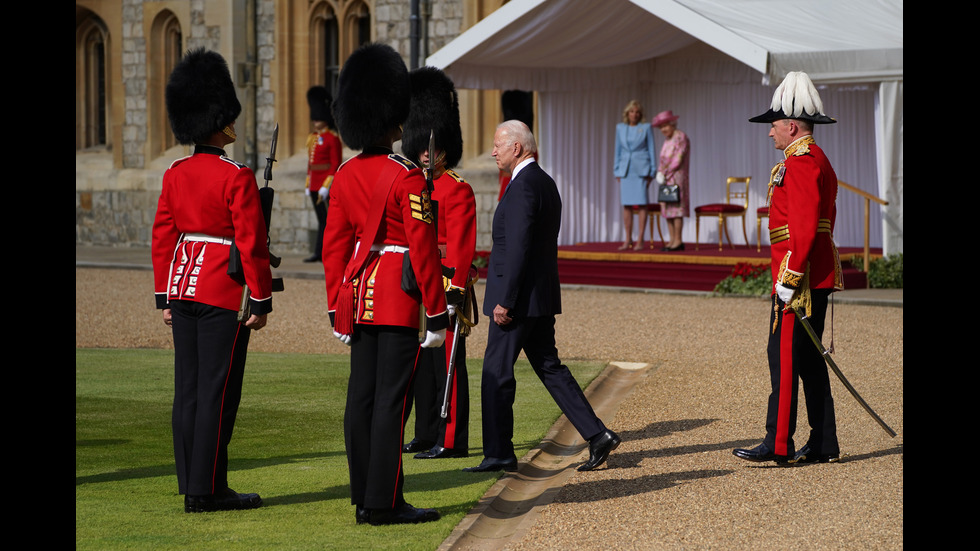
[{"left": 613, "top": 100, "right": 657, "bottom": 250}]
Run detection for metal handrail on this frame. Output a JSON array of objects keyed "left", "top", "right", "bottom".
[{"left": 838, "top": 180, "right": 888, "bottom": 275}]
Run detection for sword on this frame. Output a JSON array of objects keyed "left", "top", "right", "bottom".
[
  {"left": 419, "top": 130, "right": 438, "bottom": 343},
  {"left": 791, "top": 306, "right": 897, "bottom": 438},
  {"left": 440, "top": 315, "right": 461, "bottom": 418}
]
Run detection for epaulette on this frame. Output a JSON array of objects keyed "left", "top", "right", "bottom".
[
  {"left": 220, "top": 156, "right": 248, "bottom": 169},
  {"left": 168, "top": 155, "right": 193, "bottom": 169},
  {"left": 445, "top": 169, "right": 466, "bottom": 183},
  {"left": 784, "top": 136, "right": 816, "bottom": 158},
  {"left": 388, "top": 153, "right": 418, "bottom": 171},
  {"left": 337, "top": 156, "right": 355, "bottom": 171}
]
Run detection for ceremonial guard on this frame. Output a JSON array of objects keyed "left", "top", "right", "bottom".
[
  {"left": 303, "top": 86, "right": 343, "bottom": 263},
  {"left": 322, "top": 44, "right": 449, "bottom": 525},
  {"left": 151, "top": 49, "right": 272, "bottom": 512},
  {"left": 400, "top": 67, "right": 477, "bottom": 460},
  {"left": 734, "top": 71, "right": 844, "bottom": 465}
]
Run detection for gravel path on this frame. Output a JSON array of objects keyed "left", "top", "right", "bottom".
[{"left": 76, "top": 267, "right": 903, "bottom": 549}]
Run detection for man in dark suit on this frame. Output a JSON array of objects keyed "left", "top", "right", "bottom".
[{"left": 464, "top": 120, "right": 620, "bottom": 473}]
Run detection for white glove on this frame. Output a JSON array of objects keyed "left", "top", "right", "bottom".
[
  {"left": 318, "top": 186, "right": 330, "bottom": 201},
  {"left": 333, "top": 330, "right": 352, "bottom": 346},
  {"left": 655, "top": 171, "right": 665, "bottom": 184},
  {"left": 775, "top": 283, "right": 796, "bottom": 304},
  {"left": 420, "top": 329, "right": 447, "bottom": 349},
  {"left": 305, "top": 188, "right": 312, "bottom": 196},
  {"left": 447, "top": 304, "right": 456, "bottom": 317}
]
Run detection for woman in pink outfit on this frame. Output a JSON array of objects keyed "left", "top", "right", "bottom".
[{"left": 652, "top": 110, "right": 690, "bottom": 251}]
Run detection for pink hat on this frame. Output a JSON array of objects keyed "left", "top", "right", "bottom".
[{"left": 651, "top": 110, "right": 679, "bottom": 127}]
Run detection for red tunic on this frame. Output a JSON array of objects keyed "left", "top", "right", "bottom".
[
  {"left": 433, "top": 169, "right": 477, "bottom": 290},
  {"left": 767, "top": 136, "right": 843, "bottom": 293},
  {"left": 323, "top": 148, "right": 448, "bottom": 329},
  {"left": 152, "top": 145, "right": 273, "bottom": 314},
  {"left": 306, "top": 129, "right": 342, "bottom": 193}
]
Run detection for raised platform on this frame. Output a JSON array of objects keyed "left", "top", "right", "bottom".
[{"left": 555, "top": 242, "right": 876, "bottom": 291}]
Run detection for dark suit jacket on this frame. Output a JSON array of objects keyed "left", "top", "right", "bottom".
[{"left": 483, "top": 162, "right": 562, "bottom": 318}]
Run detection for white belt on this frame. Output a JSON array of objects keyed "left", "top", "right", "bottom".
[
  {"left": 370, "top": 244, "right": 409, "bottom": 254},
  {"left": 183, "top": 233, "right": 232, "bottom": 245}
]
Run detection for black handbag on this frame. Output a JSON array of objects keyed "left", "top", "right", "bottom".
[{"left": 658, "top": 183, "right": 679, "bottom": 203}]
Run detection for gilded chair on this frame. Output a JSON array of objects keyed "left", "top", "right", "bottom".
[
  {"left": 694, "top": 177, "right": 751, "bottom": 251},
  {"left": 629, "top": 203, "right": 665, "bottom": 249},
  {"left": 756, "top": 206, "right": 769, "bottom": 252}
]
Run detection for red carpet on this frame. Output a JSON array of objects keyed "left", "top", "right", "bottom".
[{"left": 554, "top": 242, "right": 875, "bottom": 291}]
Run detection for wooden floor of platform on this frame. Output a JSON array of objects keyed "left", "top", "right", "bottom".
[{"left": 554, "top": 242, "right": 878, "bottom": 291}]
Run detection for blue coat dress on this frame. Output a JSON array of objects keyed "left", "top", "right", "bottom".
[{"left": 613, "top": 122, "right": 657, "bottom": 206}]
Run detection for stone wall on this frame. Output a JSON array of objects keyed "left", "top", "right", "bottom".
[
  {"left": 76, "top": 0, "right": 500, "bottom": 255},
  {"left": 374, "top": 0, "right": 463, "bottom": 62}
]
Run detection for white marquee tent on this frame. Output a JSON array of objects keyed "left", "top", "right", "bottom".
[{"left": 428, "top": 0, "right": 903, "bottom": 253}]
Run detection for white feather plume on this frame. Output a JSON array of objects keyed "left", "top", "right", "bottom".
[{"left": 770, "top": 71, "right": 824, "bottom": 117}]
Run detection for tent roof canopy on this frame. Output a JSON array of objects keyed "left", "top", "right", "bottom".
[{"left": 428, "top": 0, "right": 903, "bottom": 88}]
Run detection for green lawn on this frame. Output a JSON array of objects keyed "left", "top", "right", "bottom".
[{"left": 76, "top": 349, "right": 604, "bottom": 550}]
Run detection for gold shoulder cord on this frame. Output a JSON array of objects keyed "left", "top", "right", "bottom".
[
  {"left": 768, "top": 136, "right": 816, "bottom": 206},
  {"left": 766, "top": 163, "right": 782, "bottom": 207}
]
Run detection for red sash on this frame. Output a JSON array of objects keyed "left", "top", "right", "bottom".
[{"left": 334, "top": 162, "right": 403, "bottom": 335}]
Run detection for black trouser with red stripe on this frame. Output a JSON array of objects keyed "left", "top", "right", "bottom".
[
  {"left": 170, "top": 300, "right": 251, "bottom": 496},
  {"left": 411, "top": 327, "right": 469, "bottom": 451},
  {"left": 346, "top": 325, "right": 420, "bottom": 510},
  {"left": 309, "top": 193, "right": 327, "bottom": 258},
  {"left": 764, "top": 290, "right": 839, "bottom": 458}
]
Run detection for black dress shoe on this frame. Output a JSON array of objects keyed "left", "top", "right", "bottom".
[
  {"left": 577, "top": 429, "right": 621, "bottom": 471},
  {"left": 791, "top": 444, "right": 840, "bottom": 464},
  {"left": 462, "top": 456, "right": 518, "bottom": 472},
  {"left": 661, "top": 243, "right": 685, "bottom": 251},
  {"left": 414, "top": 445, "right": 468, "bottom": 459},
  {"left": 368, "top": 503, "right": 440, "bottom": 526},
  {"left": 732, "top": 443, "right": 790, "bottom": 464},
  {"left": 402, "top": 438, "right": 435, "bottom": 453},
  {"left": 302, "top": 255, "right": 321, "bottom": 263},
  {"left": 184, "top": 488, "right": 262, "bottom": 513},
  {"left": 355, "top": 505, "right": 369, "bottom": 524}
]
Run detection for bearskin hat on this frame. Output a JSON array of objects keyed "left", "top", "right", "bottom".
[
  {"left": 333, "top": 43, "right": 410, "bottom": 150},
  {"left": 307, "top": 86, "right": 336, "bottom": 130},
  {"left": 502, "top": 90, "right": 534, "bottom": 129},
  {"left": 401, "top": 67, "right": 463, "bottom": 170},
  {"left": 749, "top": 71, "right": 836, "bottom": 124},
  {"left": 165, "top": 49, "right": 242, "bottom": 145}
]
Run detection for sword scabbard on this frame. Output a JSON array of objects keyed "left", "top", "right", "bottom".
[{"left": 792, "top": 307, "right": 897, "bottom": 438}]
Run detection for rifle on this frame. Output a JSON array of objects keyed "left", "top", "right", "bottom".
[{"left": 235, "top": 124, "right": 284, "bottom": 322}]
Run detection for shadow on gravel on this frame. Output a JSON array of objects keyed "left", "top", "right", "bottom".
[
  {"left": 617, "top": 418, "right": 718, "bottom": 441},
  {"left": 607, "top": 438, "right": 760, "bottom": 470},
  {"left": 544, "top": 469, "right": 734, "bottom": 504}
]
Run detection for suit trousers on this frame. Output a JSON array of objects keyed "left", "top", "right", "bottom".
[
  {"left": 481, "top": 315, "right": 604, "bottom": 459},
  {"left": 170, "top": 300, "right": 251, "bottom": 496},
  {"left": 346, "top": 325, "right": 420, "bottom": 509},
  {"left": 764, "top": 290, "right": 839, "bottom": 457}
]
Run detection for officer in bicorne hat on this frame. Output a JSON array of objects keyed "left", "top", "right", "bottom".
[
  {"left": 400, "top": 66, "right": 477, "bottom": 461},
  {"left": 303, "top": 86, "right": 342, "bottom": 262},
  {"left": 152, "top": 48, "right": 273, "bottom": 512},
  {"left": 733, "top": 71, "right": 844, "bottom": 466},
  {"left": 322, "top": 43, "right": 449, "bottom": 525}
]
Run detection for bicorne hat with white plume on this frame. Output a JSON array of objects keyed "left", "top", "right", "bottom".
[{"left": 749, "top": 71, "right": 836, "bottom": 124}]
